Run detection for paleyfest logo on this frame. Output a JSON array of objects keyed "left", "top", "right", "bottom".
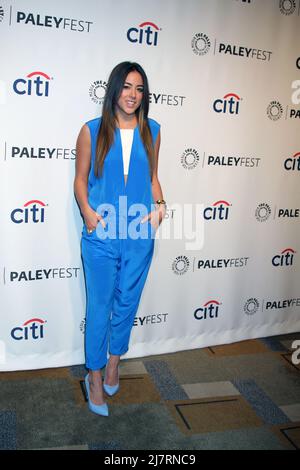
[
  {"left": 191, "top": 32, "right": 272, "bottom": 62},
  {"left": 15, "top": 10, "right": 93, "bottom": 32}
]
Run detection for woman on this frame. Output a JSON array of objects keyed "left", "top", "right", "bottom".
[{"left": 74, "top": 61, "right": 166, "bottom": 416}]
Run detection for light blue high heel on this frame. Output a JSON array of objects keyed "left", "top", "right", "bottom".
[
  {"left": 103, "top": 366, "right": 120, "bottom": 397},
  {"left": 85, "top": 374, "right": 109, "bottom": 416}
]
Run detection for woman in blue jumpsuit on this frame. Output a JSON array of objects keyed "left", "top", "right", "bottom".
[{"left": 74, "top": 62, "right": 166, "bottom": 416}]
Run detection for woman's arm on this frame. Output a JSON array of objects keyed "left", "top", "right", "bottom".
[
  {"left": 74, "top": 124, "right": 104, "bottom": 230},
  {"left": 74, "top": 124, "right": 91, "bottom": 215},
  {"left": 151, "top": 130, "right": 164, "bottom": 203},
  {"left": 142, "top": 130, "right": 166, "bottom": 226}
]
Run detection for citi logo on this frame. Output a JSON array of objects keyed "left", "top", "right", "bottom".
[
  {"left": 203, "top": 200, "right": 231, "bottom": 220},
  {"left": 127, "top": 21, "right": 160, "bottom": 46},
  {"left": 11, "top": 318, "right": 46, "bottom": 341},
  {"left": 213, "top": 93, "right": 242, "bottom": 114},
  {"left": 284, "top": 152, "right": 300, "bottom": 171},
  {"left": 194, "top": 300, "right": 221, "bottom": 320},
  {"left": 13, "top": 71, "right": 52, "bottom": 96},
  {"left": 272, "top": 248, "right": 296, "bottom": 267},
  {"left": 11, "top": 199, "right": 47, "bottom": 224}
]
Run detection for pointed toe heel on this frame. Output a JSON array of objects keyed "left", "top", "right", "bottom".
[
  {"left": 103, "top": 382, "right": 120, "bottom": 396},
  {"left": 85, "top": 374, "right": 109, "bottom": 417},
  {"left": 103, "top": 366, "right": 120, "bottom": 397}
]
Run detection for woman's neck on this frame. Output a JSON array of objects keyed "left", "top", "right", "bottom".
[{"left": 115, "top": 111, "right": 138, "bottom": 129}]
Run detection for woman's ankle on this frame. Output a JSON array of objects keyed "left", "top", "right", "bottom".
[
  {"left": 89, "top": 370, "right": 102, "bottom": 381},
  {"left": 107, "top": 355, "right": 120, "bottom": 367}
]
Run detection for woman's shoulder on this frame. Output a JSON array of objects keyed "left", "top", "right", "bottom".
[
  {"left": 147, "top": 117, "right": 161, "bottom": 143},
  {"left": 148, "top": 117, "right": 160, "bottom": 131},
  {"left": 85, "top": 116, "right": 102, "bottom": 133}
]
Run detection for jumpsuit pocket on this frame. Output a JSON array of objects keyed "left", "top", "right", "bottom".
[
  {"left": 146, "top": 217, "right": 158, "bottom": 239},
  {"left": 83, "top": 222, "right": 98, "bottom": 237}
]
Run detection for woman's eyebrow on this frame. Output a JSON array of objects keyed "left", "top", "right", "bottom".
[{"left": 124, "top": 81, "right": 144, "bottom": 87}]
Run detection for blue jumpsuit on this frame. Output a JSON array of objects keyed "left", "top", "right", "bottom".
[{"left": 81, "top": 117, "right": 160, "bottom": 370}]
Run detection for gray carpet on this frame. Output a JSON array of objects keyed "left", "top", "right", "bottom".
[{"left": 0, "top": 333, "right": 299, "bottom": 450}]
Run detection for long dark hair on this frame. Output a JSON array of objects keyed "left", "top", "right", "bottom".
[{"left": 94, "top": 61, "right": 154, "bottom": 179}]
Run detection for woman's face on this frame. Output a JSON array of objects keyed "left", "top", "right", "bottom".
[{"left": 116, "top": 70, "right": 144, "bottom": 118}]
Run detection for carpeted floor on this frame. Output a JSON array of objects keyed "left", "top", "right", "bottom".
[{"left": 0, "top": 333, "right": 300, "bottom": 450}]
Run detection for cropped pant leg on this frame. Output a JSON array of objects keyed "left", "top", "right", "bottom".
[
  {"left": 109, "top": 234, "right": 155, "bottom": 357},
  {"left": 81, "top": 235, "right": 119, "bottom": 370}
]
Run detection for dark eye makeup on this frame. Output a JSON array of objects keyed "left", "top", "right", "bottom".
[{"left": 123, "top": 83, "right": 144, "bottom": 92}]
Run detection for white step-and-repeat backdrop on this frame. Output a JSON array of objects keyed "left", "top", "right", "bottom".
[{"left": 1, "top": 0, "right": 299, "bottom": 371}]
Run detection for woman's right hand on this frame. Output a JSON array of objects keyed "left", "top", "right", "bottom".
[{"left": 82, "top": 206, "right": 106, "bottom": 233}]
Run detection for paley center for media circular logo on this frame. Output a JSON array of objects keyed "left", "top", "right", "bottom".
[
  {"left": 191, "top": 33, "right": 211, "bottom": 56},
  {"left": 172, "top": 255, "right": 190, "bottom": 275},
  {"left": 255, "top": 203, "right": 271, "bottom": 222},
  {"left": 267, "top": 101, "right": 283, "bottom": 121},
  {"left": 80, "top": 318, "right": 86, "bottom": 334},
  {"left": 89, "top": 80, "right": 107, "bottom": 105},
  {"left": 279, "top": 0, "right": 296, "bottom": 15},
  {"left": 181, "top": 148, "right": 200, "bottom": 170},
  {"left": 0, "top": 6, "right": 4, "bottom": 22},
  {"left": 244, "top": 298, "right": 259, "bottom": 316}
]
